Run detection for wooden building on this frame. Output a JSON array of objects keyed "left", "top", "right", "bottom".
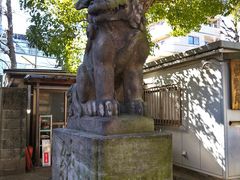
[
  {"left": 143, "top": 40, "right": 240, "bottom": 179},
  {"left": 3, "top": 69, "right": 76, "bottom": 166}
]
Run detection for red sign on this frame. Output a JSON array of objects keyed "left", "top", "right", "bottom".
[
  {"left": 44, "top": 152, "right": 49, "bottom": 164},
  {"left": 42, "top": 139, "right": 51, "bottom": 166}
]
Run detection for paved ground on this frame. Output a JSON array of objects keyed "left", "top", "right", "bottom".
[
  {"left": 0, "top": 167, "right": 51, "bottom": 180},
  {"left": 0, "top": 165, "right": 222, "bottom": 180},
  {"left": 173, "top": 166, "right": 221, "bottom": 180}
]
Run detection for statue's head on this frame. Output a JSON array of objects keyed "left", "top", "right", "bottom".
[
  {"left": 74, "top": 0, "right": 144, "bottom": 30},
  {"left": 74, "top": 0, "right": 92, "bottom": 10},
  {"left": 74, "top": 0, "right": 130, "bottom": 14}
]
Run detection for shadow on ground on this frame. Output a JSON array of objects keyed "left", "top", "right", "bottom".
[
  {"left": 0, "top": 165, "right": 222, "bottom": 180},
  {"left": 173, "top": 165, "right": 222, "bottom": 180}
]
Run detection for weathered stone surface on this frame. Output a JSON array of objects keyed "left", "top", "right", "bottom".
[
  {"left": 52, "top": 128, "right": 172, "bottom": 180},
  {"left": 0, "top": 139, "right": 26, "bottom": 149},
  {"left": 2, "top": 88, "right": 27, "bottom": 110},
  {"left": 0, "top": 158, "right": 25, "bottom": 170},
  {"left": 0, "top": 149, "right": 23, "bottom": 159},
  {"left": 1, "top": 129, "right": 26, "bottom": 140},
  {"left": 0, "top": 88, "right": 27, "bottom": 175},
  {"left": 1, "top": 118, "right": 26, "bottom": 129},
  {"left": 2, "top": 110, "right": 22, "bottom": 119},
  {"left": 0, "top": 158, "right": 25, "bottom": 176},
  {"left": 0, "top": 168, "right": 25, "bottom": 176},
  {"left": 67, "top": 115, "right": 154, "bottom": 135}
]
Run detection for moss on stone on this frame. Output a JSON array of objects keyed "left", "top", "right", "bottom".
[{"left": 99, "top": 134, "right": 172, "bottom": 179}]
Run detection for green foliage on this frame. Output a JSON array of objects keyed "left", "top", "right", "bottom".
[
  {"left": 231, "top": 2, "right": 240, "bottom": 20},
  {"left": 224, "top": 0, "right": 240, "bottom": 15},
  {"left": 20, "top": 0, "right": 240, "bottom": 72},
  {"left": 221, "top": 1, "right": 240, "bottom": 42},
  {"left": 20, "top": 0, "right": 87, "bottom": 73},
  {"left": 147, "top": 0, "right": 226, "bottom": 36}
]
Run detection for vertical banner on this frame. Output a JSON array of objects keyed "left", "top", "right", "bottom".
[
  {"left": 42, "top": 139, "right": 51, "bottom": 166},
  {"left": 230, "top": 60, "right": 240, "bottom": 110}
]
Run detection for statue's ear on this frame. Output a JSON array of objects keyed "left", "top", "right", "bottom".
[{"left": 74, "top": 0, "right": 90, "bottom": 10}]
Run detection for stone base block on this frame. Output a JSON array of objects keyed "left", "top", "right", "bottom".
[
  {"left": 52, "top": 128, "right": 172, "bottom": 180},
  {"left": 67, "top": 115, "right": 154, "bottom": 135}
]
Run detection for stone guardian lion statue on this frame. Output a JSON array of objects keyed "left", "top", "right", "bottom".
[{"left": 68, "top": 0, "right": 149, "bottom": 119}]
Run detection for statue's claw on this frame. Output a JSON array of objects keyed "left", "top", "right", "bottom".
[
  {"left": 81, "top": 99, "right": 119, "bottom": 117},
  {"left": 97, "top": 100, "right": 119, "bottom": 117},
  {"left": 127, "top": 99, "right": 144, "bottom": 116}
]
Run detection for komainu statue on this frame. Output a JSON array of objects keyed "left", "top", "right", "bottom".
[{"left": 68, "top": 0, "right": 149, "bottom": 119}]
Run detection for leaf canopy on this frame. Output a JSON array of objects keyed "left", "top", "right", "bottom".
[
  {"left": 20, "top": 0, "right": 239, "bottom": 72},
  {"left": 20, "top": 0, "right": 87, "bottom": 72}
]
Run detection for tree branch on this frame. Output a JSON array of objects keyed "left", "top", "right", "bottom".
[{"left": 6, "top": 0, "right": 17, "bottom": 69}]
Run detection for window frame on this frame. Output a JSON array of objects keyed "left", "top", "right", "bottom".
[{"left": 188, "top": 36, "right": 200, "bottom": 45}]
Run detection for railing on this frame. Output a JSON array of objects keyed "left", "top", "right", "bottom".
[{"left": 144, "top": 85, "right": 182, "bottom": 129}]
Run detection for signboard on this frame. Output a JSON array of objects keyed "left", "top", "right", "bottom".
[
  {"left": 230, "top": 60, "right": 240, "bottom": 110},
  {"left": 42, "top": 139, "right": 51, "bottom": 166}
]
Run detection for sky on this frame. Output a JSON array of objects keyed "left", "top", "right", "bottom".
[
  {"left": 0, "top": 1, "right": 59, "bottom": 71},
  {"left": 1, "top": 0, "right": 30, "bottom": 34}
]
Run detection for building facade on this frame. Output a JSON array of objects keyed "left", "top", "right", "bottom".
[
  {"left": 148, "top": 18, "right": 222, "bottom": 62},
  {"left": 3, "top": 69, "right": 76, "bottom": 167},
  {"left": 0, "top": 32, "right": 59, "bottom": 73},
  {"left": 144, "top": 41, "right": 240, "bottom": 179}
]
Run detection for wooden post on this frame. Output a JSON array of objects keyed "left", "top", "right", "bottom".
[
  {"left": 64, "top": 91, "right": 68, "bottom": 127},
  {"left": 35, "top": 83, "right": 40, "bottom": 165},
  {"left": 230, "top": 60, "right": 240, "bottom": 110}
]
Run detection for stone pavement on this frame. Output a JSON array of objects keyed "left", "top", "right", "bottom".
[
  {"left": 0, "top": 167, "right": 51, "bottom": 180},
  {"left": 173, "top": 166, "right": 221, "bottom": 180},
  {"left": 0, "top": 165, "right": 222, "bottom": 180}
]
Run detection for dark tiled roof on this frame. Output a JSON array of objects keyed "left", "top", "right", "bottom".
[{"left": 144, "top": 40, "right": 240, "bottom": 73}]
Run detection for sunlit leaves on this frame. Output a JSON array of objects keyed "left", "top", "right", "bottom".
[
  {"left": 147, "top": 0, "right": 226, "bottom": 36},
  {"left": 20, "top": 0, "right": 87, "bottom": 72},
  {"left": 20, "top": 0, "right": 240, "bottom": 72},
  {"left": 220, "top": 1, "right": 240, "bottom": 42}
]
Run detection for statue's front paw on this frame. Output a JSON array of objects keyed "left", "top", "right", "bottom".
[
  {"left": 128, "top": 99, "right": 144, "bottom": 115},
  {"left": 97, "top": 99, "right": 119, "bottom": 117},
  {"left": 81, "top": 99, "right": 119, "bottom": 117}
]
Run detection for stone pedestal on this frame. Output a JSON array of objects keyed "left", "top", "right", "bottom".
[{"left": 52, "top": 116, "right": 172, "bottom": 180}]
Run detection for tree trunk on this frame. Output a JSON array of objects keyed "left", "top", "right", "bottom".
[{"left": 6, "top": 0, "right": 16, "bottom": 69}]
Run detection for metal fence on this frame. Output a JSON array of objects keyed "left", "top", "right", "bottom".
[{"left": 144, "top": 85, "right": 182, "bottom": 129}]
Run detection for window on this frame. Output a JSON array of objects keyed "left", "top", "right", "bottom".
[
  {"left": 208, "top": 20, "right": 219, "bottom": 28},
  {"left": 13, "top": 33, "right": 27, "bottom": 41},
  {"left": 144, "top": 85, "right": 182, "bottom": 129},
  {"left": 188, "top": 36, "right": 199, "bottom": 45},
  {"left": 39, "top": 90, "right": 66, "bottom": 128}
]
